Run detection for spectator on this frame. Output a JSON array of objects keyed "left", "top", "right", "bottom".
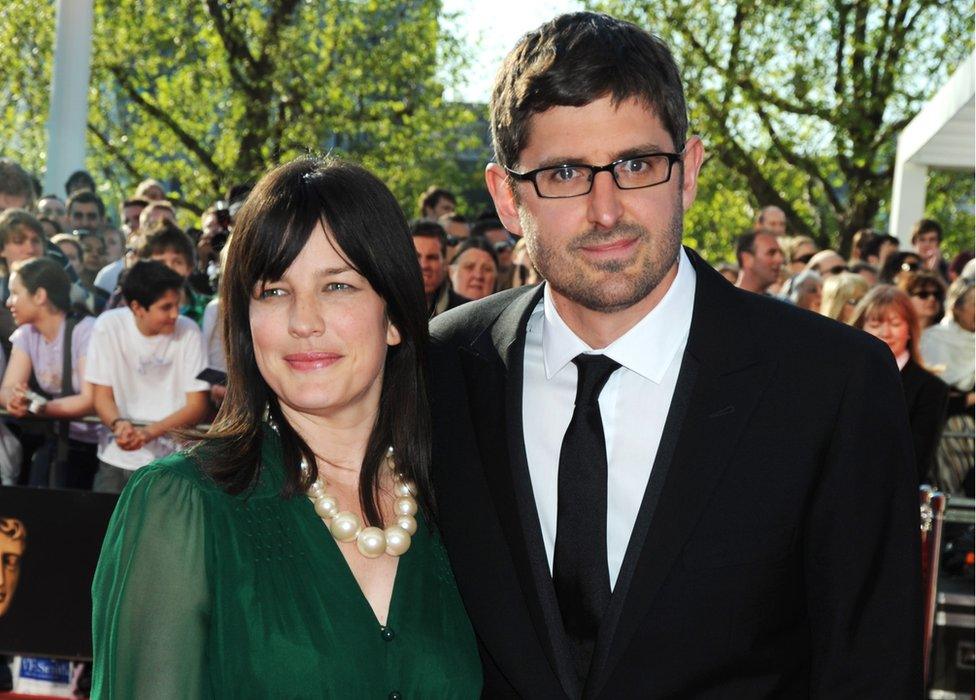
[
  {"left": 880, "top": 251, "right": 922, "bottom": 285},
  {"left": 864, "top": 232, "right": 900, "bottom": 268},
  {"left": 805, "top": 249, "right": 848, "bottom": 277},
  {"left": 911, "top": 219, "right": 949, "bottom": 281},
  {"left": 734, "top": 231, "right": 783, "bottom": 294},
  {"left": 51, "top": 235, "right": 83, "bottom": 277},
  {"left": 754, "top": 205, "right": 786, "bottom": 236},
  {"left": 37, "top": 218, "right": 60, "bottom": 240},
  {"left": 138, "top": 200, "right": 176, "bottom": 232},
  {"left": 849, "top": 228, "right": 878, "bottom": 263},
  {"left": 85, "top": 260, "right": 209, "bottom": 493},
  {"left": 449, "top": 237, "right": 499, "bottom": 303},
  {"left": 511, "top": 238, "right": 541, "bottom": 289},
  {"left": 0, "top": 258, "right": 98, "bottom": 489},
  {"left": 410, "top": 220, "right": 465, "bottom": 316},
  {"left": 0, "top": 210, "right": 45, "bottom": 304},
  {"left": 418, "top": 186, "right": 456, "bottom": 220},
  {"left": 120, "top": 198, "right": 148, "bottom": 236},
  {"left": 820, "top": 271, "right": 869, "bottom": 323},
  {"left": 35, "top": 195, "right": 67, "bottom": 232},
  {"left": 72, "top": 230, "right": 106, "bottom": 294},
  {"left": 849, "top": 261, "right": 878, "bottom": 286},
  {"left": 921, "top": 277, "right": 976, "bottom": 494},
  {"left": 784, "top": 235, "right": 818, "bottom": 275},
  {"left": 714, "top": 262, "right": 739, "bottom": 285},
  {"left": 439, "top": 213, "right": 470, "bottom": 260},
  {"left": 947, "top": 251, "right": 975, "bottom": 283},
  {"left": 782, "top": 269, "right": 822, "bottom": 312},
  {"left": 140, "top": 221, "right": 210, "bottom": 325},
  {"left": 66, "top": 191, "right": 105, "bottom": 231},
  {"left": 852, "top": 285, "right": 949, "bottom": 484},
  {"left": 898, "top": 271, "right": 945, "bottom": 330},
  {"left": 100, "top": 226, "right": 124, "bottom": 264},
  {"left": 134, "top": 179, "right": 166, "bottom": 201},
  {"left": 0, "top": 159, "right": 35, "bottom": 213},
  {"left": 64, "top": 171, "right": 96, "bottom": 197}
]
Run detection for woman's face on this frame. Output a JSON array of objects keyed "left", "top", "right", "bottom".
[
  {"left": 790, "top": 243, "right": 817, "bottom": 274},
  {"left": 249, "top": 223, "right": 400, "bottom": 422},
  {"left": 450, "top": 248, "right": 497, "bottom": 300},
  {"left": 102, "top": 228, "right": 124, "bottom": 262},
  {"left": 5, "top": 273, "right": 42, "bottom": 327},
  {"left": 2, "top": 227, "right": 43, "bottom": 267},
  {"left": 57, "top": 241, "right": 83, "bottom": 276},
  {"left": 838, "top": 291, "right": 866, "bottom": 324},
  {"left": 79, "top": 235, "right": 105, "bottom": 272},
  {"left": 797, "top": 280, "right": 822, "bottom": 313},
  {"left": 954, "top": 289, "right": 975, "bottom": 333},
  {"left": 863, "top": 307, "right": 910, "bottom": 359},
  {"left": 909, "top": 285, "right": 942, "bottom": 326}
]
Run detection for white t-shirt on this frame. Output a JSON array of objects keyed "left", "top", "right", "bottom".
[
  {"left": 85, "top": 308, "right": 209, "bottom": 471},
  {"left": 201, "top": 298, "right": 226, "bottom": 372}
]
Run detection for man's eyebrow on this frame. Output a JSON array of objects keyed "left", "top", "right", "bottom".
[{"left": 531, "top": 143, "right": 671, "bottom": 169}]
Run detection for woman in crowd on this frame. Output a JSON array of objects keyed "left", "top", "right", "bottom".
[
  {"left": 820, "top": 271, "right": 869, "bottom": 323},
  {"left": 898, "top": 270, "right": 945, "bottom": 330},
  {"left": 783, "top": 269, "right": 822, "bottom": 312},
  {"left": 51, "top": 234, "right": 83, "bottom": 278},
  {"left": 100, "top": 226, "right": 125, "bottom": 265},
  {"left": 0, "top": 258, "right": 98, "bottom": 489},
  {"left": 921, "top": 276, "right": 976, "bottom": 494},
  {"left": 92, "top": 157, "right": 481, "bottom": 697},
  {"left": 75, "top": 230, "right": 106, "bottom": 293},
  {"left": 879, "top": 251, "right": 922, "bottom": 285},
  {"left": 784, "top": 235, "right": 818, "bottom": 276},
  {"left": 449, "top": 237, "right": 498, "bottom": 303},
  {"left": 852, "top": 286, "right": 948, "bottom": 484}
]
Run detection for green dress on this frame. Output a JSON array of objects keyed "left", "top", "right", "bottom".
[{"left": 91, "top": 432, "right": 482, "bottom": 699}]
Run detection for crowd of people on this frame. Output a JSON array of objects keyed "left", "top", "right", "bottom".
[{"left": 0, "top": 157, "right": 972, "bottom": 501}]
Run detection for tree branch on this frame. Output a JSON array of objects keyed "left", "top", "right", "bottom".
[
  {"left": 87, "top": 123, "right": 141, "bottom": 182},
  {"left": 204, "top": 0, "right": 256, "bottom": 92}
]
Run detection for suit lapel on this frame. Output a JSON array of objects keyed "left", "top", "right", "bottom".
[
  {"left": 586, "top": 251, "right": 776, "bottom": 698},
  {"left": 462, "top": 285, "right": 580, "bottom": 700}
]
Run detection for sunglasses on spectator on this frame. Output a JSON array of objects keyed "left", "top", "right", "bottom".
[
  {"left": 912, "top": 290, "right": 943, "bottom": 301},
  {"left": 794, "top": 253, "right": 814, "bottom": 265},
  {"left": 825, "top": 265, "right": 850, "bottom": 275}
]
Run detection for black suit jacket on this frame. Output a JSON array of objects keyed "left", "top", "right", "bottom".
[
  {"left": 427, "top": 249, "right": 922, "bottom": 699},
  {"left": 900, "top": 358, "right": 949, "bottom": 484}
]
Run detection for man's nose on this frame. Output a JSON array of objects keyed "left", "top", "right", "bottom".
[{"left": 586, "top": 171, "right": 624, "bottom": 230}]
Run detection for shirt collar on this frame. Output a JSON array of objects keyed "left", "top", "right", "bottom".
[
  {"left": 896, "top": 350, "right": 910, "bottom": 370},
  {"left": 542, "top": 247, "right": 697, "bottom": 383}
]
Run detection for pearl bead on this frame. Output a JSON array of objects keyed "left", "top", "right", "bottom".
[
  {"left": 384, "top": 526, "right": 411, "bottom": 556},
  {"left": 330, "top": 511, "right": 362, "bottom": 542},
  {"left": 394, "top": 480, "right": 416, "bottom": 497},
  {"left": 357, "top": 527, "right": 386, "bottom": 558},
  {"left": 313, "top": 495, "right": 339, "bottom": 520},
  {"left": 395, "top": 514, "right": 417, "bottom": 535},
  {"left": 307, "top": 482, "right": 326, "bottom": 501},
  {"left": 394, "top": 496, "right": 418, "bottom": 517}
]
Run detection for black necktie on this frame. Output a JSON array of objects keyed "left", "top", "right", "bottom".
[{"left": 553, "top": 353, "right": 621, "bottom": 681}]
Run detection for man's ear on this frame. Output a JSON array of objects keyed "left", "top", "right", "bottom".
[
  {"left": 680, "top": 135, "right": 705, "bottom": 211},
  {"left": 485, "top": 163, "right": 524, "bottom": 237}
]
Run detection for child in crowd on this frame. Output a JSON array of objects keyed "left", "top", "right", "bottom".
[{"left": 85, "top": 260, "right": 209, "bottom": 493}]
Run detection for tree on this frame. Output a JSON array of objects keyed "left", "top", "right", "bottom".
[
  {"left": 593, "top": 0, "right": 973, "bottom": 256},
  {"left": 0, "top": 0, "right": 483, "bottom": 219}
]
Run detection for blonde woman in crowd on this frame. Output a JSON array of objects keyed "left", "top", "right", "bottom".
[{"left": 821, "top": 272, "right": 869, "bottom": 323}]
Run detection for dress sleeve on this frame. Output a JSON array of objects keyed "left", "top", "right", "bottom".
[{"left": 91, "top": 461, "right": 211, "bottom": 698}]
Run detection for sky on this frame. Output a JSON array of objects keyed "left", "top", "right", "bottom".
[{"left": 440, "top": 0, "right": 583, "bottom": 104}]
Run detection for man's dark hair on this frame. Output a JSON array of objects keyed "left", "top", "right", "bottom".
[
  {"left": 122, "top": 197, "right": 150, "bottom": 209},
  {"left": 441, "top": 212, "right": 467, "bottom": 224},
  {"left": 0, "top": 159, "right": 35, "bottom": 208},
  {"left": 140, "top": 220, "right": 195, "bottom": 268},
  {"left": 911, "top": 218, "right": 942, "bottom": 244},
  {"left": 490, "top": 12, "right": 688, "bottom": 169},
  {"left": 863, "top": 232, "right": 897, "bottom": 260},
  {"left": 849, "top": 261, "right": 878, "bottom": 276},
  {"left": 66, "top": 190, "right": 105, "bottom": 218},
  {"left": 470, "top": 218, "right": 506, "bottom": 240},
  {"left": 64, "top": 170, "right": 96, "bottom": 196},
  {"left": 850, "top": 228, "right": 878, "bottom": 260},
  {"left": 409, "top": 220, "right": 448, "bottom": 257},
  {"left": 121, "top": 260, "right": 184, "bottom": 309},
  {"left": 734, "top": 231, "right": 758, "bottom": 267},
  {"left": 418, "top": 186, "right": 456, "bottom": 216}
]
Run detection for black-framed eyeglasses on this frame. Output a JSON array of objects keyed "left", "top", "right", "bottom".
[{"left": 506, "top": 151, "right": 684, "bottom": 199}]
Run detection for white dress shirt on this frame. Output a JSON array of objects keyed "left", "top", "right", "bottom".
[{"left": 522, "top": 247, "right": 696, "bottom": 589}]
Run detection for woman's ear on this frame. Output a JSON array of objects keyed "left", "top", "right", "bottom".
[
  {"left": 386, "top": 321, "right": 402, "bottom": 347},
  {"left": 33, "top": 288, "right": 48, "bottom": 307}
]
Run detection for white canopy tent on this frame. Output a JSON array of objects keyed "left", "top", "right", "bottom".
[{"left": 890, "top": 51, "right": 975, "bottom": 245}]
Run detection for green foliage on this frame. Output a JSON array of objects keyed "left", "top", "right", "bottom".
[
  {"left": 926, "top": 170, "right": 975, "bottom": 258},
  {"left": 0, "top": 0, "right": 482, "bottom": 222}
]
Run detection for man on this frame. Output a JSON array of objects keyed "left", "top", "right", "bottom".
[
  {"left": 428, "top": 12, "right": 921, "bottom": 698},
  {"left": 35, "top": 195, "right": 68, "bottom": 232},
  {"left": 0, "top": 159, "right": 34, "bottom": 213},
  {"left": 418, "top": 186, "right": 456, "bottom": 220},
  {"left": 120, "top": 198, "right": 148, "bottom": 235},
  {"left": 912, "top": 218, "right": 949, "bottom": 281},
  {"left": 439, "top": 212, "right": 470, "bottom": 260},
  {"left": 139, "top": 221, "right": 210, "bottom": 325},
  {"left": 734, "top": 230, "right": 784, "bottom": 293},
  {"left": 755, "top": 204, "right": 787, "bottom": 236},
  {"left": 134, "top": 178, "right": 166, "bottom": 201},
  {"left": 411, "top": 220, "right": 464, "bottom": 317},
  {"left": 66, "top": 191, "right": 105, "bottom": 230}
]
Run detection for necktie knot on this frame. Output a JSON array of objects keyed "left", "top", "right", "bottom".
[{"left": 572, "top": 354, "right": 621, "bottom": 406}]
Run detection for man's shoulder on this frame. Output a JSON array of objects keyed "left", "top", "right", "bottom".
[
  {"left": 430, "top": 286, "right": 538, "bottom": 349},
  {"left": 92, "top": 307, "right": 130, "bottom": 332},
  {"left": 174, "top": 315, "right": 204, "bottom": 340}
]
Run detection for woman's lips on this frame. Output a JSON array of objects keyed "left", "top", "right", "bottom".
[{"left": 284, "top": 352, "right": 342, "bottom": 371}]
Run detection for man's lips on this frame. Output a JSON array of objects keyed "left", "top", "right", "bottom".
[
  {"left": 578, "top": 237, "right": 639, "bottom": 256},
  {"left": 284, "top": 352, "right": 342, "bottom": 371}
]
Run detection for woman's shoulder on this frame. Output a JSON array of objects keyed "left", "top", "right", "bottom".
[{"left": 127, "top": 450, "right": 222, "bottom": 498}]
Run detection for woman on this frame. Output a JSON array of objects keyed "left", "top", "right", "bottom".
[
  {"left": 51, "top": 234, "right": 83, "bottom": 277},
  {"left": 0, "top": 257, "right": 98, "bottom": 489},
  {"left": 820, "top": 271, "right": 869, "bottom": 323},
  {"left": 784, "top": 235, "right": 818, "bottom": 276},
  {"left": 76, "top": 230, "right": 106, "bottom": 292},
  {"left": 100, "top": 226, "right": 125, "bottom": 264},
  {"left": 92, "top": 158, "right": 481, "bottom": 697},
  {"left": 852, "top": 285, "right": 948, "bottom": 483},
  {"left": 879, "top": 251, "right": 921, "bottom": 285},
  {"left": 783, "top": 269, "right": 822, "bottom": 312},
  {"left": 921, "top": 277, "right": 975, "bottom": 494},
  {"left": 449, "top": 237, "right": 499, "bottom": 303},
  {"left": 898, "top": 270, "right": 945, "bottom": 330}
]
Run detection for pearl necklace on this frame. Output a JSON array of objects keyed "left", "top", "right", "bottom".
[{"left": 304, "top": 447, "right": 418, "bottom": 559}]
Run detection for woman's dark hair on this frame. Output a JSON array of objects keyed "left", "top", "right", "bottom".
[
  {"left": 204, "top": 156, "right": 432, "bottom": 526},
  {"left": 879, "top": 251, "right": 921, "bottom": 285},
  {"left": 13, "top": 257, "right": 72, "bottom": 314},
  {"left": 898, "top": 270, "right": 946, "bottom": 325},
  {"left": 450, "top": 236, "right": 500, "bottom": 268}
]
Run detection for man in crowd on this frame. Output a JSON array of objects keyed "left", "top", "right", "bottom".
[
  {"left": 66, "top": 191, "right": 104, "bottom": 231},
  {"left": 428, "top": 11, "right": 921, "bottom": 698},
  {"left": 35, "top": 195, "right": 68, "bottom": 232},
  {"left": 134, "top": 179, "right": 166, "bottom": 201},
  {"left": 912, "top": 218, "right": 949, "bottom": 281},
  {"left": 411, "top": 220, "right": 464, "bottom": 317},
  {"left": 418, "top": 186, "right": 457, "bottom": 220},
  {"left": 0, "top": 159, "right": 35, "bottom": 213},
  {"left": 140, "top": 221, "right": 210, "bottom": 325},
  {"left": 120, "top": 198, "right": 148, "bottom": 236},
  {"left": 439, "top": 212, "right": 470, "bottom": 260},
  {"left": 86, "top": 260, "right": 209, "bottom": 494},
  {"left": 754, "top": 204, "right": 787, "bottom": 236},
  {"left": 734, "top": 230, "right": 783, "bottom": 294}
]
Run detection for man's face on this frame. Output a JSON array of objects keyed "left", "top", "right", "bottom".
[
  {"left": 151, "top": 250, "right": 192, "bottom": 279},
  {"left": 759, "top": 207, "right": 786, "bottom": 236},
  {"left": 36, "top": 197, "right": 67, "bottom": 230},
  {"left": 413, "top": 236, "right": 446, "bottom": 297},
  {"left": 132, "top": 288, "right": 181, "bottom": 336},
  {"left": 486, "top": 95, "right": 703, "bottom": 315},
  {"left": 122, "top": 204, "right": 145, "bottom": 232},
  {"left": 914, "top": 231, "right": 940, "bottom": 262},
  {"left": 2, "top": 227, "right": 43, "bottom": 266},
  {"left": 428, "top": 196, "right": 455, "bottom": 220},
  {"left": 0, "top": 193, "right": 28, "bottom": 213},
  {"left": 140, "top": 206, "right": 177, "bottom": 230},
  {"left": 68, "top": 201, "right": 102, "bottom": 229},
  {"left": 0, "top": 521, "right": 26, "bottom": 617},
  {"left": 746, "top": 233, "right": 785, "bottom": 286}
]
